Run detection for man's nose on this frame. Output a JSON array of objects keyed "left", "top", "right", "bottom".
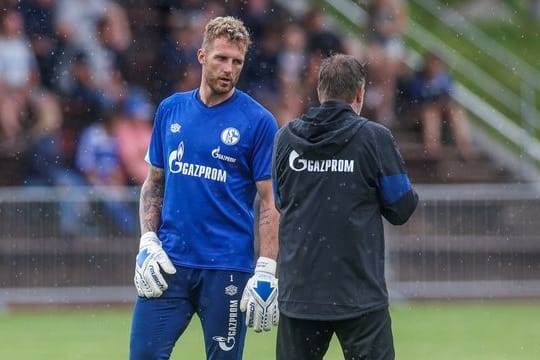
[{"left": 222, "top": 60, "right": 233, "bottom": 74}]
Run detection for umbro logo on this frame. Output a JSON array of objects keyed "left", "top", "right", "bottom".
[{"left": 225, "top": 285, "right": 238, "bottom": 296}]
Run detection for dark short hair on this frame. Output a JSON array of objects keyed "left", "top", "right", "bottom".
[{"left": 317, "top": 54, "right": 366, "bottom": 103}]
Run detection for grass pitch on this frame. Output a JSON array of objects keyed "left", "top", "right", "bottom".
[{"left": 1, "top": 301, "right": 539, "bottom": 359}]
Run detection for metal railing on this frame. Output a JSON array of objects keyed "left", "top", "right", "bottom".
[
  {"left": 1, "top": 184, "right": 540, "bottom": 306},
  {"left": 386, "top": 183, "right": 540, "bottom": 299},
  {"left": 317, "top": 0, "right": 540, "bottom": 174},
  {"left": 411, "top": 0, "right": 540, "bottom": 104}
]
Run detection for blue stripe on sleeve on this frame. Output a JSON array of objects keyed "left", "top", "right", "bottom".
[
  {"left": 272, "top": 178, "right": 281, "bottom": 208},
  {"left": 379, "top": 173, "right": 412, "bottom": 205}
]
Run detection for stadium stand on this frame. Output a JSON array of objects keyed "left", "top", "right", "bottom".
[{"left": 1, "top": 0, "right": 540, "bottom": 307}]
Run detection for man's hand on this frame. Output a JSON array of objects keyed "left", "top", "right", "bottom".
[
  {"left": 134, "top": 232, "right": 176, "bottom": 298},
  {"left": 240, "top": 257, "right": 279, "bottom": 332}
]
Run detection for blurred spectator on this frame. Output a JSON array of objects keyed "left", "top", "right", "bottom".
[
  {"left": 75, "top": 107, "right": 137, "bottom": 232},
  {"left": 98, "top": 2, "right": 131, "bottom": 55},
  {"left": 0, "top": 7, "right": 61, "bottom": 150},
  {"left": 54, "top": 0, "right": 108, "bottom": 50},
  {"left": 99, "top": 62, "right": 130, "bottom": 110},
  {"left": 173, "top": 62, "right": 202, "bottom": 93},
  {"left": 76, "top": 108, "right": 127, "bottom": 187},
  {"left": 303, "top": 8, "right": 344, "bottom": 57},
  {"left": 75, "top": 58, "right": 155, "bottom": 186},
  {"left": 273, "top": 80, "right": 305, "bottom": 127},
  {"left": 278, "top": 22, "right": 307, "bottom": 86},
  {"left": 275, "top": 22, "right": 308, "bottom": 126},
  {"left": 408, "top": 50, "right": 476, "bottom": 160},
  {"left": 363, "top": 0, "right": 408, "bottom": 127},
  {"left": 0, "top": 0, "right": 350, "bottom": 185},
  {"left": 113, "top": 91, "right": 154, "bottom": 185},
  {"left": 237, "top": 0, "right": 279, "bottom": 41},
  {"left": 61, "top": 51, "right": 104, "bottom": 139},
  {"left": 296, "top": 8, "right": 345, "bottom": 120},
  {"left": 23, "top": 125, "right": 90, "bottom": 236},
  {"left": 17, "top": 0, "right": 59, "bottom": 90},
  {"left": 159, "top": 11, "right": 200, "bottom": 97},
  {"left": 241, "top": 24, "right": 281, "bottom": 106},
  {"left": 194, "top": 0, "right": 227, "bottom": 27},
  {"left": 236, "top": 0, "right": 288, "bottom": 104},
  {"left": 24, "top": 127, "right": 79, "bottom": 187},
  {"left": 301, "top": 50, "right": 325, "bottom": 110},
  {"left": 0, "top": 7, "right": 38, "bottom": 146},
  {"left": 54, "top": 0, "right": 130, "bottom": 91},
  {"left": 89, "top": 8, "right": 132, "bottom": 88}
]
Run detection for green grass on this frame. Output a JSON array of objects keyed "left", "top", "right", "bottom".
[{"left": 1, "top": 302, "right": 539, "bottom": 359}]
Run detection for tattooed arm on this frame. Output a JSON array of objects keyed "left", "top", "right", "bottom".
[
  {"left": 255, "top": 179, "right": 279, "bottom": 260},
  {"left": 239, "top": 179, "right": 280, "bottom": 331},
  {"left": 139, "top": 165, "right": 165, "bottom": 234},
  {"left": 134, "top": 165, "right": 175, "bottom": 298}
]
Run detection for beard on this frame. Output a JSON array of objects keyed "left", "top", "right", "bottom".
[{"left": 205, "top": 72, "right": 239, "bottom": 95}]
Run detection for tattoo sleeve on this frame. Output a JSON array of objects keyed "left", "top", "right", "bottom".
[
  {"left": 139, "top": 166, "right": 165, "bottom": 234},
  {"left": 256, "top": 180, "right": 280, "bottom": 260}
]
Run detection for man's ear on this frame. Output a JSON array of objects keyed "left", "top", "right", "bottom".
[
  {"left": 356, "top": 85, "right": 365, "bottom": 114},
  {"left": 356, "top": 85, "right": 365, "bottom": 104},
  {"left": 356, "top": 85, "right": 366, "bottom": 105},
  {"left": 197, "top": 48, "right": 205, "bottom": 65}
]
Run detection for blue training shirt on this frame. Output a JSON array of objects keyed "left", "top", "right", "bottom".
[{"left": 146, "top": 89, "right": 278, "bottom": 273}]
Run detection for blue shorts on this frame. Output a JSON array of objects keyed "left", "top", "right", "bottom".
[{"left": 130, "top": 266, "right": 251, "bottom": 360}]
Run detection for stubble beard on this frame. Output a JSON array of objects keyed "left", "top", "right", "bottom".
[{"left": 208, "top": 75, "right": 237, "bottom": 96}]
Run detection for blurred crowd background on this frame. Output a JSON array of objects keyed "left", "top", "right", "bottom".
[
  {"left": 0, "top": 0, "right": 339, "bottom": 188},
  {"left": 2, "top": 1, "right": 540, "bottom": 313},
  {"left": 0, "top": 0, "right": 475, "bottom": 188}
]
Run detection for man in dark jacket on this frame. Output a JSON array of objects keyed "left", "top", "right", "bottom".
[{"left": 272, "top": 53, "right": 418, "bottom": 360}]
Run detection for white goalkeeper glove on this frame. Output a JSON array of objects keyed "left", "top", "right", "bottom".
[
  {"left": 240, "top": 257, "right": 279, "bottom": 332},
  {"left": 134, "top": 231, "right": 176, "bottom": 298}
]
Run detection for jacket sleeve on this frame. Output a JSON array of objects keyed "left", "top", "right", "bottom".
[
  {"left": 271, "top": 129, "right": 284, "bottom": 210},
  {"left": 375, "top": 128, "right": 418, "bottom": 225}
]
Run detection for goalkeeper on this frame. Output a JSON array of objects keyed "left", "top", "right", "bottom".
[
  {"left": 129, "top": 16, "right": 279, "bottom": 360},
  {"left": 272, "top": 54, "right": 418, "bottom": 360}
]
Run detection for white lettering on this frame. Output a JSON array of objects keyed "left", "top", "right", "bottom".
[
  {"left": 287, "top": 150, "right": 355, "bottom": 173},
  {"left": 212, "top": 147, "right": 237, "bottom": 163},
  {"left": 167, "top": 144, "right": 227, "bottom": 183},
  {"left": 212, "top": 300, "right": 238, "bottom": 352},
  {"left": 168, "top": 156, "right": 227, "bottom": 182},
  {"left": 216, "top": 171, "right": 227, "bottom": 182}
]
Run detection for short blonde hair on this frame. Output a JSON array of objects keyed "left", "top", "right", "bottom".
[{"left": 202, "top": 16, "right": 251, "bottom": 52}]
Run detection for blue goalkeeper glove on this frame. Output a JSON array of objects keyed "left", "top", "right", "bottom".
[
  {"left": 134, "top": 232, "right": 176, "bottom": 298},
  {"left": 240, "top": 257, "right": 279, "bottom": 332}
]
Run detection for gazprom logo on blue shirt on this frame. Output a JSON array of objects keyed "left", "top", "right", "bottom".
[{"left": 169, "top": 141, "right": 227, "bottom": 182}]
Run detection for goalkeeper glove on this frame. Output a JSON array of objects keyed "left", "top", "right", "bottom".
[
  {"left": 240, "top": 257, "right": 279, "bottom": 332},
  {"left": 134, "top": 231, "right": 176, "bottom": 298}
]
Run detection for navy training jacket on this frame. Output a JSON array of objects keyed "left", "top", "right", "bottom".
[{"left": 272, "top": 100, "right": 418, "bottom": 320}]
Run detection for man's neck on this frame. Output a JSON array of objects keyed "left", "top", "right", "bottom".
[{"left": 198, "top": 85, "right": 235, "bottom": 107}]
